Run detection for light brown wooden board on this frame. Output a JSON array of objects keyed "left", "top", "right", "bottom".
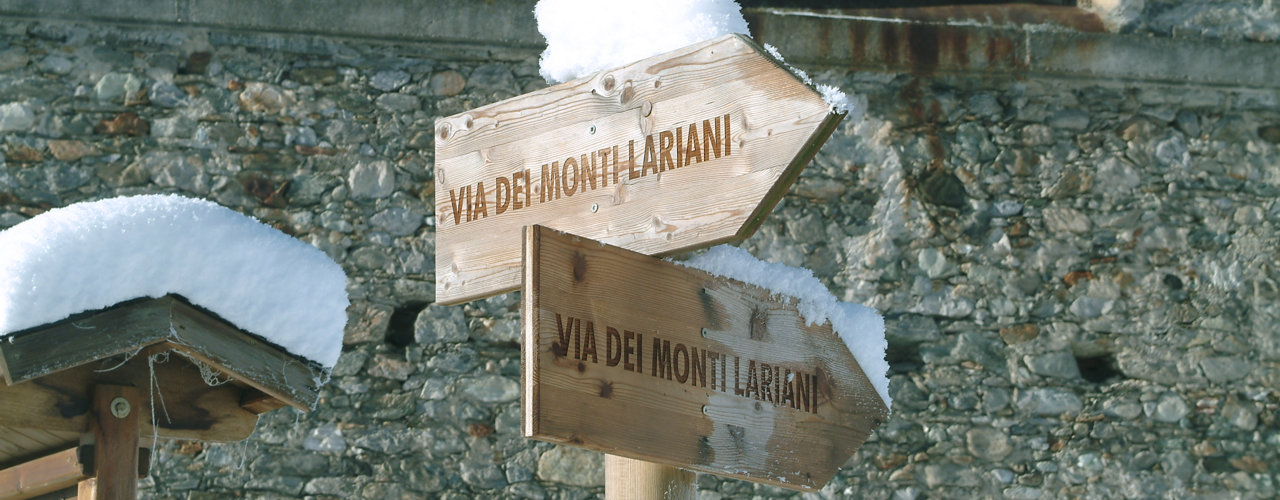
[
  {"left": 0, "top": 448, "right": 84, "bottom": 500},
  {"left": 435, "top": 33, "right": 845, "bottom": 305},
  {"left": 0, "top": 427, "right": 76, "bottom": 470},
  {"left": 522, "top": 226, "right": 888, "bottom": 491},
  {"left": 605, "top": 454, "right": 694, "bottom": 500}
]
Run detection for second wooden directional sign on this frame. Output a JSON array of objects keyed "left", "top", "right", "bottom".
[
  {"left": 522, "top": 225, "right": 889, "bottom": 491},
  {"left": 434, "top": 33, "right": 845, "bottom": 305}
]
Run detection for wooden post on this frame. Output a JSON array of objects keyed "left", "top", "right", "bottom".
[
  {"left": 605, "top": 455, "right": 694, "bottom": 500},
  {"left": 85, "top": 385, "right": 141, "bottom": 500},
  {"left": 76, "top": 480, "right": 96, "bottom": 500}
]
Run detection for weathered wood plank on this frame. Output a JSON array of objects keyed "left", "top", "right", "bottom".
[
  {"left": 522, "top": 226, "right": 887, "bottom": 491},
  {"left": 0, "top": 299, "right": 170, "bottom": 385},
  {"left": 90, "top": 385, "right": 140, "bottom": 500},
  {"left": 0, "top": 348, "right": 259, "bottom": 443},
  {"left": 238, "top": 389, "right": 286, "bottom": 415},
  {"left": 0, "top": 448, "right": 85, "bottom": 500},
  {"left": 165, "top": 298, "right": 321, "bottom": 410},
  {"left": 0, "top": 296, "right": 322, "bottom": 412},
  {"left": 0, "top": 434, "right": 25, "bottom": 465},
  {"left": 0, "top": 429, "right": 48, "bottom": 461},
  {"left": 605, "top": 455, "right": 695, "bottom": 500},
  {"left": 0, "top": 295, "right": 326, "bottom": 469},
  {"left": 436, "top": 33, "right": 843, "bottom": 304}
]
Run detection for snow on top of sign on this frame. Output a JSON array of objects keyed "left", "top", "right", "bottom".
[
  {"left": 0, "top": 194, "right": 349, "bottom": 369},
  {"left": 534, "top": 0, "right": 750, "bottom": 84},
  {"left": 535, "top": 1, "right": 857, "bottom": 115},
  {"left": 679, "top": 245, "right": 891, "bottom": 409},
  {"left": 761, "top": 43, "right": 854, "bottom": 115}
]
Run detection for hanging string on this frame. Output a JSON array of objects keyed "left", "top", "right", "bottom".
[
  {"left": 146, "top": 351, "right": 173, "bottom": 473},
  {"left": 93, "top": 345, "right": 145, "bottom": 372}
]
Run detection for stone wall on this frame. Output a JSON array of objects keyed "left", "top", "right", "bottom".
[
  {"left": 0, "top": 3, "right": 1277, "bottom": 499},
  {"left": 1130, "top": 0, "right": 1280, "bottom": 41}
]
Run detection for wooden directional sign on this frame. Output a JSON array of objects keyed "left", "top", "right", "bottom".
[
  {"left": 522, "top": 225, "right": 888, "bottom": 491},
  {"left": 434, "top": 33, "right": 845, "bottom": 305}
]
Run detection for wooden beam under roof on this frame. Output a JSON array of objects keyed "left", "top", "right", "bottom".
[
  {"left": 0, "top": 295, "right": 323, "bottom": 410},
  {"left": 0, "top": 295, "right": 326, "bottom": 471},
  {"left": 0, "top": 448, "right": 85, "bottom": 500}
]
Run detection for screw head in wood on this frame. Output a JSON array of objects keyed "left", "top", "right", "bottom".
[
  {"left": 110, "top": 397, "right": 131, "bottom": 419},
  {"left": 590, "top": 203, "right": 599, "bottom": 213},
  {"left": 701, "top": 328, "right": 708, "bottom": 337},
  {"left": 589, "top": 124, "right": 596, "bottom": 134}
]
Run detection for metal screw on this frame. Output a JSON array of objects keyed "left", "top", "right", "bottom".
[
  {"left": 110, "top": 397, "right": 131, "bottom": 419},
  {"left": 589, "top": 125, "right": 597, "bottom": 135},
  {"left": 701, "top": 405, "right": 709, "bottom": 415},
  {"left": 590, "top": 203, "right": 599, "bottom": 213},
  {"left": 701, "top": 328, "right": 708, "bottom": 338}
]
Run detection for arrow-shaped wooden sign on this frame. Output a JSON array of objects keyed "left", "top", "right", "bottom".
[
  {"left": 434, "top": 33, "right": 844, "bottom": 305},
  {"left": 521, "top": 225, "right": 888, "bottom": 491}
]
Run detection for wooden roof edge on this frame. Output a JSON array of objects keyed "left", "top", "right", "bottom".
[
  {"left": 0, "top": 298, "right": 172, "bottom": 386},
  {"left": 0, "top": 296, "right": 324, "bottom": 411},
  {"left": 162, "top": 297, "right": 322, "bottom": 411}
]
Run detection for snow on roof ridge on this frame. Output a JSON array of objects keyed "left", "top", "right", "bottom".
[
  {"left": 676, "top": 244, "right": 891, "bottom": 409},
  {"left": 0, "top": 194, "right": 349, "bottom": 369}
]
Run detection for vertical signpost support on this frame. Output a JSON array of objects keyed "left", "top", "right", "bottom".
[
  {"left": 87, "top": 385, "right": 141, "bottom": 500},
  {"left": 605, "top": 455, "right": 695, "bottom": 500}
]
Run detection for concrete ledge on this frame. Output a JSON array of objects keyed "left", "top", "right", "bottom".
[
  {"left": 746, "top": 8, "right": 1280, "bottom": 89},
  {"left": 0, "top": 0, "right": 545, "bottom": 49},
  {"left": 3, "top": 1, "right": 1277, "bottom": 90}
]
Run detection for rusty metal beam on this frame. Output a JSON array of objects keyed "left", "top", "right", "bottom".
[{"left": 746, "top": 7, "right": 1280, "bottom": 90}]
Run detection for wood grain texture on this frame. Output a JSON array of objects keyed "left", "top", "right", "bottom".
[
  {"left": 0, "top": 448, "right": 84, "bottom": 500},
  {"left": 0, "top": 299, "right": 169, "bottom": 386},
  {"left": 522, "top": 226, "right": 888, "bottom": 491},
  {"left": 436, "top": 33, "right": 844, "bottom": 305},
  {"left": 0, "top": 296, "right": 327, "bottom": 468},
  {"left": 0, "top": 427, "right": 77, "bottom": 472},
  {"left": 0, "top": 347, "right": 258, "bottom": 443},
  {"left": 165, "top": 298, "right": 321, "bottom": 410},
  {"left": 77, "top": 479, "right": 96, "bottom": 500},
  {"left": 0, "top": 296, "right": 322, "bottom": 409},
  {"left": 605, "top": 455, "right": 694, "bottom": 500},
  {"left": 90, "top": 385, "right": 139, "bottom": 500}
]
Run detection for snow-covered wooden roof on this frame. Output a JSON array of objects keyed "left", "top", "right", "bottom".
[{"left": 0, "top": 295, "right": 326, "bottom": 475}]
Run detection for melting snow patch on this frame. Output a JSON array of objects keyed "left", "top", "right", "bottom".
[
  {"left": 678, "top": 245, "right": 891, "bottom": 409},
  {"left": 0, "top": 194, "right": 348, "bottom": 368}
]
